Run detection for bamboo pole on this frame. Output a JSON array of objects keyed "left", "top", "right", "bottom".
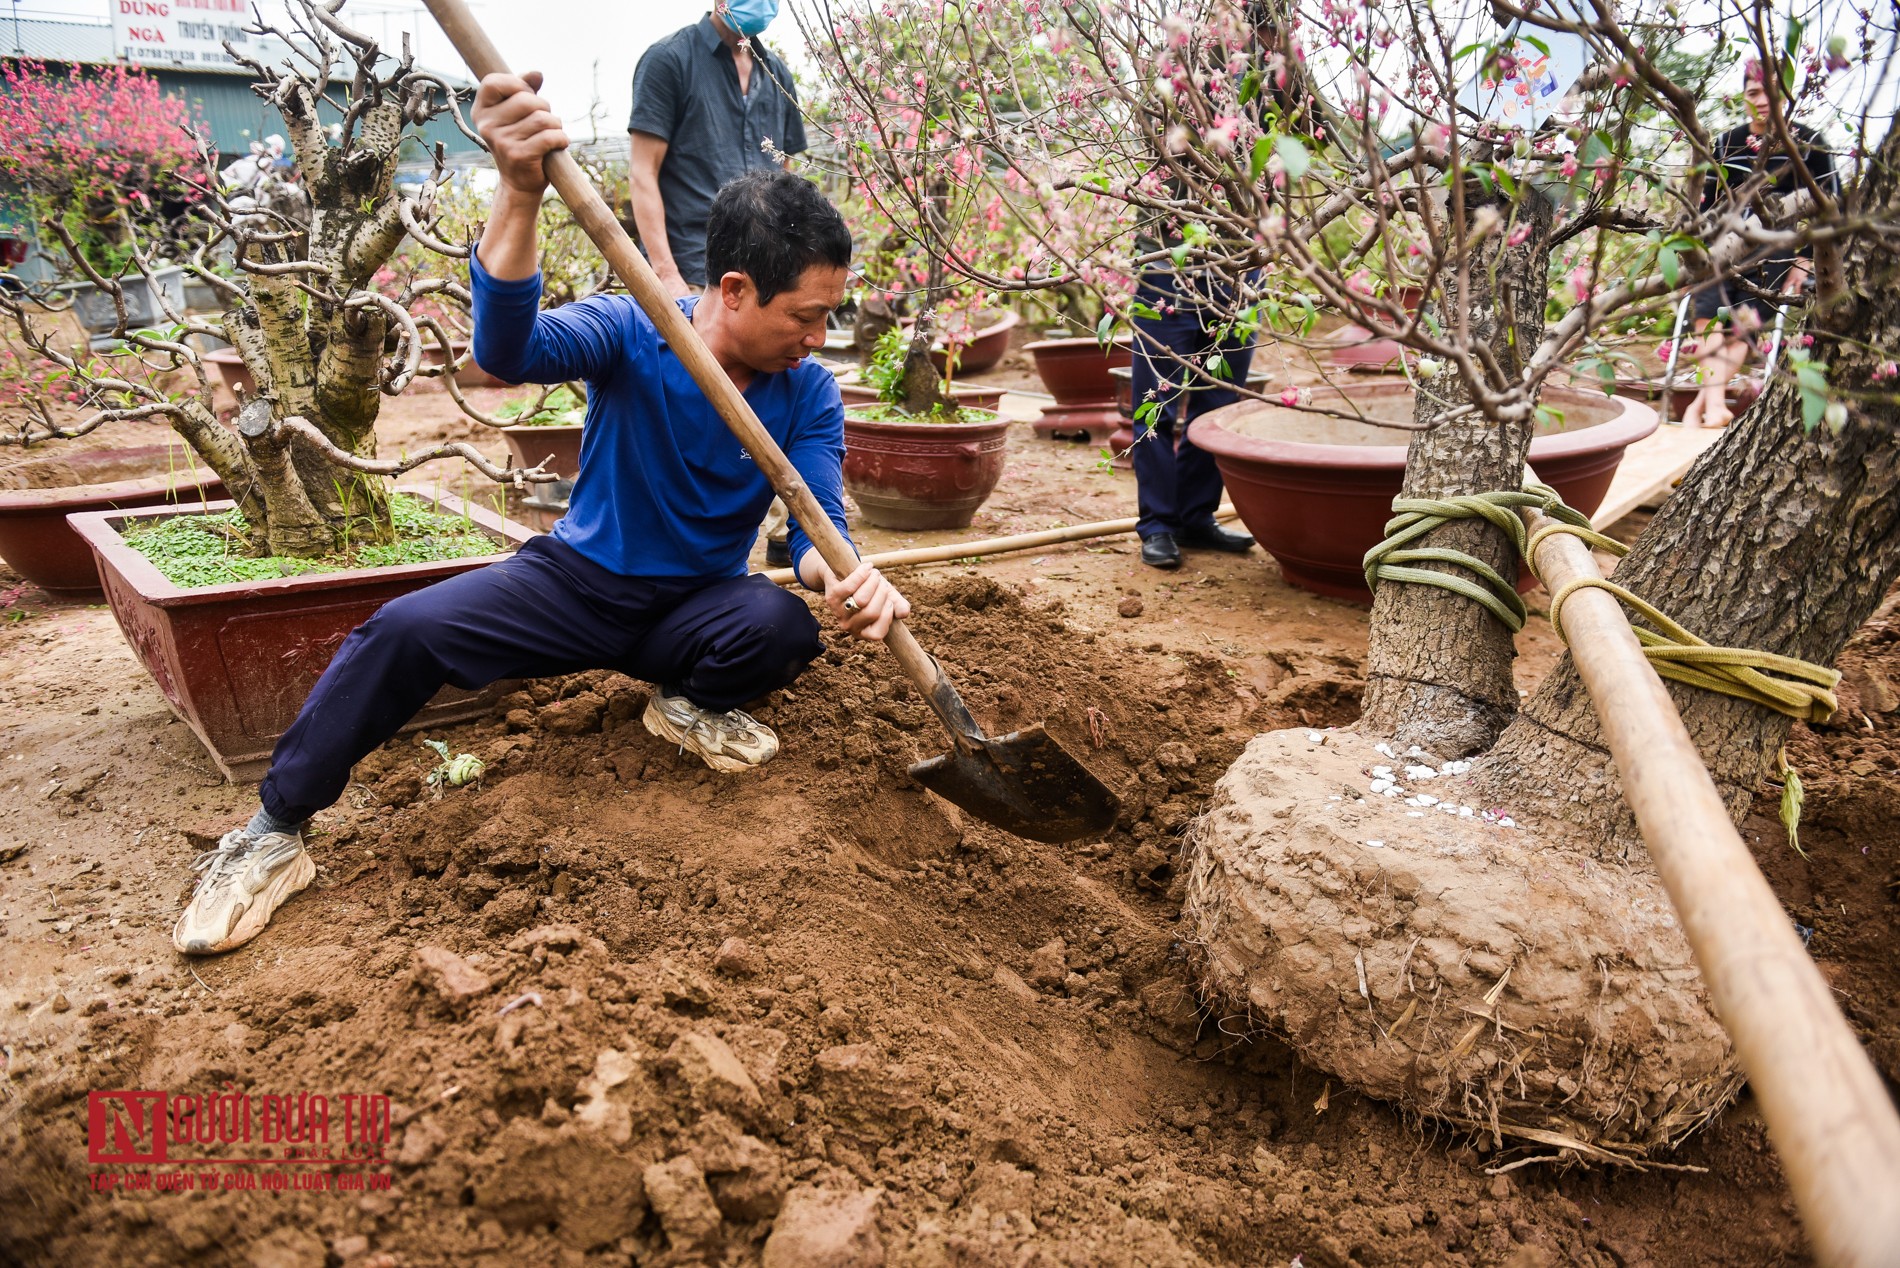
[
  {"left": 760, "top": 504, "right": 1241, "bottom": 586},
  {"left": 1521, "top": 504, "right": 1900, "bottom": 1267}
]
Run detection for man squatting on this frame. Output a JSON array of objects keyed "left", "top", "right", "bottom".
[{"left": 171, "top": 70, "right": 911, "bottom": 955}]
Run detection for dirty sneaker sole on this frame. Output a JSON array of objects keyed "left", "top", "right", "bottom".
[{"left": 173, "top": 848, "right": 317, "bottom": 955}]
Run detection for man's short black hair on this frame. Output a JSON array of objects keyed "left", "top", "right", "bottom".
[{"left": 703, "top": 169, "right": 852, "bottom": 306}]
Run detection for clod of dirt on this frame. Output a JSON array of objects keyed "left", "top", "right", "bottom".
[
  {"left": 644, "top": 1154, "right": 724, "bottom": 1251},
  {"left": 572, "top": 1048, "right": 659, "bottom": 1146},
  {"left": 810, "top": 1045, "right": 926, "bottom": 1143},
  {"left": 665, "top": 1031, "right": 764, "bottom": 1119},
  {"left": 1026, "top": 938, "right": 1068, "bottom": 989},
  {"left": 471, "top": 1120, "right": 646, "bottom": 1250},
  {"left": 412, "top": 946, "right": 491, "bottom": 1004},
  {"left": 715, "top": 936, "right": 764, "bottom": 977},
  {"left": 1117, "top": 596, "right": 1145, "bottom": 618},
  {"left": 762, "top": 1184, "right": 885, "bottom": 1268},
  {"left": 696, "top": 1115, "right": 788, "bottom": 1221},
  {"left": 1185, "top": 728, "right": 1738, "bottom": 1151},
  {"left": 1156, "top": 741, "right": 1198, "bottom": 770},
  {"left": 541, "top": 691, "right": 606, "bottom": 735}
]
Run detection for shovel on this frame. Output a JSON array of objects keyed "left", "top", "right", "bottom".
[{"left": 420, "top": 0, "right": 1120, "bottom": 843}]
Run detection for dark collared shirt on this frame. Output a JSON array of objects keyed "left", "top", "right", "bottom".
[{"left": 629, "top": 16, "right": 808, "bottom": 286}]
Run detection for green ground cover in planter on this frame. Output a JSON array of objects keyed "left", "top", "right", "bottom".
[
  {"left": 844, "top": 402, "right": 997, "bottom": 425},
  {"left": 123, "top": 493, "right": 506, "bottom": 589}
]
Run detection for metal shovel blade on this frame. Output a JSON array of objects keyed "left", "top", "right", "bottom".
[{"left": 909, "top": 725, "right": 1120, "bottom": 843}]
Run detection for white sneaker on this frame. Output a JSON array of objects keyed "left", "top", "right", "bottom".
[
  {"left": 642, "top": 687, "right": 780, "bottom": 773},
  {"left": 172, "top": 827, "right": 316, "bottom": 955}
]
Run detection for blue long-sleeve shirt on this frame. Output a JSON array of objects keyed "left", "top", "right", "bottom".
[{"left": 469, "top": 254, "right": 851, "bottom": 583}]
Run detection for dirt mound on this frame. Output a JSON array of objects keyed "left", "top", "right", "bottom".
[
  {"left": 0, "top": 571, "right": 1860, "bottom": 1265},
  {"left": 1185, "top": 729, "right": 1738, "bottom": 1154}
]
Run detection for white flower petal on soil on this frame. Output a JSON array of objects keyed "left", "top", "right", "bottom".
[
  {"left": 1306, "top": 731, "right": 1323, "bottom": 743},
  {"left": 1417, "top": 794, "right": 1439, "bottom": 806},
  {"left": 1499, "top": 816, "right": 1517, "bottom": 828},
  {"left": 1382, "top": 786, "right": 1401, "bottom": 797},
  {"left": 1369, "top": 778, "right": 1393, "bottom": 794},
  {"left": 1371, "top": 765, "right": 1392, "bottom": 777},
  {"left": 1404, "top": 764, "right": 1437, "bottom": 780},
  {"left": 1364, "top": 839, "right": 1385, "bottom": 849},
  {"left": 1459, "top": 806, "right": 1474, "bottom": 817}
]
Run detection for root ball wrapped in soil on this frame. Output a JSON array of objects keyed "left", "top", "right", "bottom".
[{"left": 1183, "top": 728, "right": 1741, "bottom": 1153}]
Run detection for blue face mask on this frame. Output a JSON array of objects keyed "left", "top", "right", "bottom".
[{"left": 721, "top": 0, "right": 778, "bottom": 37}]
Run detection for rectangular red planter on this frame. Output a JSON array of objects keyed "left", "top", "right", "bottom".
[{"left": 67, "top": 490, "right": 537, "bottom": 783}]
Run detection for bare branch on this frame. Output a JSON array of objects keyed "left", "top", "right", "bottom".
[{"left": 274, "top": 414, "right": 557, "bottom": 486}]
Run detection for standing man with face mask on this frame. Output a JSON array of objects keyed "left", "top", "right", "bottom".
[
  {"left": 629, "top": 0, "right": 806, "bottom": 301},
  {"left": 630, "top": 0, "right": 808, "bottom": 567}
]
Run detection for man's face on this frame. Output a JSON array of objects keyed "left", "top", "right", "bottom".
[
  {"left": 1743, "top": 81, "right": 1773, "bottom": 134},
  {"left": 719, "top": 265, "right": 847, "bottom": 374}
]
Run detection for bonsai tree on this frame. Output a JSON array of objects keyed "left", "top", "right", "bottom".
[
  {"left": 807, "top": 0, "right": 1900, "bottom": 1154},
  {"left": 0, "top": 0, "right": 553, "bottom": 560}
]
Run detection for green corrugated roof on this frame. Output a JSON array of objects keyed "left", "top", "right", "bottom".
[{"left": 148, "top": 68, "right": 477, "bottom": 162}]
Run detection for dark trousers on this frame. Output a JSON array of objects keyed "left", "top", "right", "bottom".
[
  {"left": 258, "top": 534, "right": 823, "bottom": 823},
  {"left": 1128, "top": 269, "right": 1256, "bottom": 539}
]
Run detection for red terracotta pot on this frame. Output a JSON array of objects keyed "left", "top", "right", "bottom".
[
  {"left": 501, "top": 423, "right": 585, "bottom": 481},
  {"left": 1187, "top": 383, "right": 1659, "bottom": 602},
  {"left": 837, "top": 382, "right": 1006, "bottom": 412},
  {"left": 0, "top": 445, "right": 226, "bottom": 596},
  {"left": 842, "top": 408, "right": 1010, "bottom": 530},
  {"left": 67, "top": 491, "right": 536, "bottom": 781},
  {"left": 1329, "top": 286, "right": 1426, "bottom": 372},
  {"left": 1026, "top": 336, "right": 1133, "bottom": 442},
  {"left": 204, "top": 348, "right": 256, "bottom": 400},
  {"left": 923, "top": 310, "right": 1021, "bottom": 376}
]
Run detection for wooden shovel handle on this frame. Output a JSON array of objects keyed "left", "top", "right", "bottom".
[{"left": 421, "top": 0, "right": 943, "bottom": 698}]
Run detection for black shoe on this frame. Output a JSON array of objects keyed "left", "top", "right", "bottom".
[
  {"left": 1140, "top": 532, "right": 1182, "bottom": 569},
  {"left": 764, "top": 538, "right": 792, "bottom": 568},
  {"left": 1177, "top": 521, "right": 1255, "bottom": 553}
]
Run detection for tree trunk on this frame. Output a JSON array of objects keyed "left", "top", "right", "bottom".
[
  {"left": 1357, "top": 194, "right": 1554, "bottom": 756},
  {"left": 1474, "top": 113, "right": 1900, "bottom": 846},
  {"left": 1476, "top": 364, "right": 1900, "bottom": 848}
]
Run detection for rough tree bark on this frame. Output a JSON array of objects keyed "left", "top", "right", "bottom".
[
  {"left": 1356, "top": 193, "right": 1554, "bottom": 755},
  {"left": 1475, "top": 311, "right": 1900, "bottom": 847},
  {"left": 1475, "top": 119, "right": 1900, "bottom": 842}
]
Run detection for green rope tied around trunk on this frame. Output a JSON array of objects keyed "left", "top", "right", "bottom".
[
  {"left": 1362, "top": 483, "right": 1593, "bottom": 633},
  {"left": 1365, "top": 486, "right": 1841, "bottom": 723}
]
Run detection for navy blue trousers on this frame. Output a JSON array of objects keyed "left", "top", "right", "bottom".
[
  {"left": 1128, "top": 269, "right": 1256, "bottom": 538},
  {"left": 259, "top": 534, "right": 823, "bottom": 823}
]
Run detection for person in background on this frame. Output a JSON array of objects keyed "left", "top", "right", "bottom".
[
  {"left": 1125, "top": 268, "right": 1259, "bottom": 570},
  {"left": 1682, "top": 57, "right": 1837, "bottom": 429},
  {"left": 629, "top": 0, "right": 808, "bottom": 566}
]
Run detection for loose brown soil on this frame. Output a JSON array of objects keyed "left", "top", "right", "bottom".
[{"left": 0, "top": 357, "right": 1892, "bottom": 1267}]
